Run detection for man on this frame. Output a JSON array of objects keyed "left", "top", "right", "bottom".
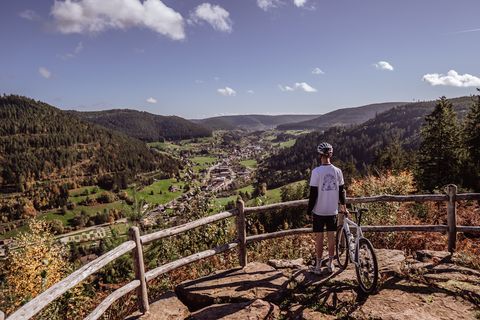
[{"left": 308, "top": 142, "right": 347, "bottom": 274}]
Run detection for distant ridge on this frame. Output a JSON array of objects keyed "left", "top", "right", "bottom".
[
  {"left": 258, "top": 96, "right": 473, "bottom": 188},
  {"left": 277, "top": 102, "right": 407, "bottom": 130},
  {"left": 192, "top": 114, "right": 321, "bottom": 131},
  {"left": 72, "top": 109, "right": 212, "bottom": 142}
]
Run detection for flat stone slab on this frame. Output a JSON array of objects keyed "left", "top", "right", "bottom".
[
  {"left": 175, "top": 262, "right": 290, "bottom": 311},
  {"left": 415, "top": 250, "right": 452, "bottom": 263},
  {"left": 125, "top": 291, "right": 190, "bottom": 320},
  {"left": 352, "top": 280, "right": 479, "bottom": 320},
  {"left": 268, "top": 258, "right": 305, "bottom": 269},
  {"left": 289, "top": 249, "right": 406, "bottom": 289},
  {"left": 191, "top": 299, "right": 280, "bottom": 320},
  {"left": 288, "top": 304, "right": 337, "bottom": 320}
]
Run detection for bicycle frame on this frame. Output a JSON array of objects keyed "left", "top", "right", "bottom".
[{"left": 341, "top": 214, "right": 363, "bottom": 267}]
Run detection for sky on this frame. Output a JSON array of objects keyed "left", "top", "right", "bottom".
[{"left": 1, "top": 0, "right": 480, "bottom": 118}]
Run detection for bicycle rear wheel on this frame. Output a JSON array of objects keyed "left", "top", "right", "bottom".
[
  {"left": 355, "top": 237, "right": 378, "bottom": 294},
  {"left": 335, "top": 227, "right": 349, "bottom": 269}
]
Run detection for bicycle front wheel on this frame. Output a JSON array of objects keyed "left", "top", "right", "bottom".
[
  {"left": 355, "top": 237, "right": 378, "bottom": 294},
  {"left": 335, "top": 226, "right": 349, "bottom": 269}
]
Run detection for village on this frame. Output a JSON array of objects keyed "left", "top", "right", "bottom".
[{"left": 0, "top": 131, "right": 274, "bottom": 261}]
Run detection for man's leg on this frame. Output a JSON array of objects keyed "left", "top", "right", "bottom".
[
  {"left": 327, "top": 231, "right": 335, "bottom": 258},
  {"left": 326, "top": 215, "right": 338, "bottom": 272},
  {"left": 315, "top": 232, "right": 324, "bottom": 268}
]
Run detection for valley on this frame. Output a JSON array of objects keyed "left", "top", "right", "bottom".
[{"left": 0, "top": 127, "right": 310, "bottom": 260}]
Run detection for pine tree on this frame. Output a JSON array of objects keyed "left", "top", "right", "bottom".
[
  {"left": 463, "top": 91, "right": 480, "bottom": 191},
  {"left": 415, "top": 96, "right": 461, "bottom": 191}
]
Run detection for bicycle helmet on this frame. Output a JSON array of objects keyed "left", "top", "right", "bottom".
[{"left": 317, "top": 142, "right": 333, "bottom": 155}]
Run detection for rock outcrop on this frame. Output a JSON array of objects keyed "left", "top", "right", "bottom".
[
  {"left": 125, "top": 291, "right": 190, "bottom": 320},
  {"left": 175, "top": 262, "right": 290, "bottom": 311},
  {"left": 127, "top": 249, "right": 480, "bottom": 319}
]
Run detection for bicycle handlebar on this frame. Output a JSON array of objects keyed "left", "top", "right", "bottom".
[{"left": 341, "top": 208, "right": 369, "bottom": 226}]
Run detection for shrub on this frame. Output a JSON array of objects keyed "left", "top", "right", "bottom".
[
  {"left": 349, "top": 170, "right": 415, "bottom": 226},
  {"left": 97, "top": 192, "right": 116, "bottom": 204},
  {"left": 3, "top": 220, "right": 68, "bottom": 313}
]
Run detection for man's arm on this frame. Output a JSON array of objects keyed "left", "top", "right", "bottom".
[
  {"left": 308, "top": 186, "right": 318, "bottom": 214},
  {"left": 339, "top": 185, "right": 347, "bottom": 212}
]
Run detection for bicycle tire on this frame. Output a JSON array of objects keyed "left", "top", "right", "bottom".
[
  {"left": 355, "top": 237, "right": 378, "bottom": 294},
  {"left": 335, "top": 226, "right": 349, "bottom": 269}
]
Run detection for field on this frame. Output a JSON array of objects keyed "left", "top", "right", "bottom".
[
  {"left": 240, "top": 159, "right": 257, "bottom": 168},
  {"left": 276, "top": 139, "right": 296, "bottom": 148},
  {"left": 212, "top": 181, "right": 304, "bottom": 212},
  {"left": 127, "top": 178, "right": 185, "bottom": 205},
  {"left": 191, "top": 156, "right": 218, "bottom": 173}
]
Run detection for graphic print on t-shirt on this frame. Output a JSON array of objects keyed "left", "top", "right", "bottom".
[{"left": 321, "top": 173, "right": 337, "bottom": 191}]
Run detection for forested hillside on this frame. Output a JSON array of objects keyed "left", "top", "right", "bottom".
[
  {"left": 193, "top": 114, "right": 321, "bottom": 130},
  {"left": 73, "top": 109, "right": 212, "bottom": 142},
  {"left": 0, "top": 95, "right": 179, "bottom": 192},
  {"left": 258, "top": 96, "right": 473, "bottom": 188},
  {"left": 277, "top": 102, "right": 406, "bottom": 130}
]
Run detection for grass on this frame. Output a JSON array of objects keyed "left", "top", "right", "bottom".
[
  {"left": 127, "top": 178, "right": 185, "bottom": 206},
  {"left": 191, "top": 156, "right": 218, "bottom": 173},
  {"left": 284, "top": 130, "right": 311, "bottom": 136},
  {"left": 247, "top": 180, "right": 305, "bottom": 206},
  {"left": 240, "top": 159, "right": 257, "bottom": 168},
  {"left": 277, "top": 139, "right": 296, "bottom": 148},
  {"left": 191, "top": 156, "right": 217, "bottom": 166},
  {"left": 238, "top": 185, "right": 254, "bottom": 193},
  {"left": 68, "top": 186, "right": 107, "bottom": 204},
  {"left": 41, "top": 201, "right": 126, "bottom": 225},
  {"left": 211, "top": 195, "right": 238, "bottom": 211}
]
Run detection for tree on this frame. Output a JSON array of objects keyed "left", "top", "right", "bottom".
[
  {"left": 374, "top": 138, "right": 409, "bottom": 173},
  {"left": 415, "top": 97, "right": 462, "bottom": 191},
  {"left": 463, "top": 91, "right": 480, "bottom": 191}
]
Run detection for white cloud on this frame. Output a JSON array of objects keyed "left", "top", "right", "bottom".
[
  {"left": 374, "top": 61, "right": 394, "bottom": 71},
  {"left": 312, "top": 67, "right": 324, "bottom": 75},
  {"left": 190, "top": 3, "right": 232, "bottom": 32},
  {"left": 59, "top": 41, "right": 84, "bottom": 60},
  {"left": 294, "top": 0, "right": 307, "bottom": 7},
  {"left": 39, "top": 67, "right": 52, "bottom": 79},
  {"left": 74, "top": 41, "right": 84, "bottom": 54},
  {"left": 247, "top": 89, "right": 255, "bottom": 94},
  {"left": 217, "top": 87, "right": 236, "bottom": 96},
  {"left": 279, "top": 82, "right": 317, "bottom": 92},
  {"left": 51, "top": 0, "right": 185, "bottom": 40},
  {"left": 449, "top": 28, "right": 480, "bottom": 34},
  {"left": 422, "top": 70, "right": 480, "bottom": 87},
  {"left": 257, "top": 0, "right": 281, "bottom": 11},
  {"left": 195, "top": 79, "right": 204, "bottom": 84},
  {"left": 19, "top": 9, "right": 40, "bottom": 21},
  {"left": 146, "top": 97, "right": 157, "bottom": 104},
  {"left": 278, "top": 84, "right": 294, "bottom": 92}
]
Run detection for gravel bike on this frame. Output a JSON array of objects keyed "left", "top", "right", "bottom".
[{"left": 336, "top": 208, "right": 378, "bottom": 294}]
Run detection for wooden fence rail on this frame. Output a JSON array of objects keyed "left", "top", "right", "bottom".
[{"left": 3, "top": 185, "right": 480, "bottom": 320}]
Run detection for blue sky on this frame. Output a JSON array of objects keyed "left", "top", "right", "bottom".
[{"left": 1, "top": 0, "right": 480, "bottom": 118}]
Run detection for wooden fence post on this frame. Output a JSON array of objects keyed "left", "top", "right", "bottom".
[
  {"left": 236, "top": 199, "right": 247, "bottom": 267},
  {"left": 447, "top": 184, "right": 457, "bottom": 253},
  {"left": 129, "top": 226, "right": 149, "bottom": 314}
]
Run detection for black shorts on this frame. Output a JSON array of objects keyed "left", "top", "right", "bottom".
[{"left": 312, "top": 214, "right": 337, "bottom": 232}]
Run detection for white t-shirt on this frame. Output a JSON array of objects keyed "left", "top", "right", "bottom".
[{"left": 309, "top": 164, "right": 344, "bottom": 216}]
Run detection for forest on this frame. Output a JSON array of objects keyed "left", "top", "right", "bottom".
[{"left": 258, "top": 95, "right": 478, "bottom": 192}]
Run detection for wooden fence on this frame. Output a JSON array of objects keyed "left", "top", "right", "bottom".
[{"left": 2, "top": 184, "right": 480, "bottom": 320}]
